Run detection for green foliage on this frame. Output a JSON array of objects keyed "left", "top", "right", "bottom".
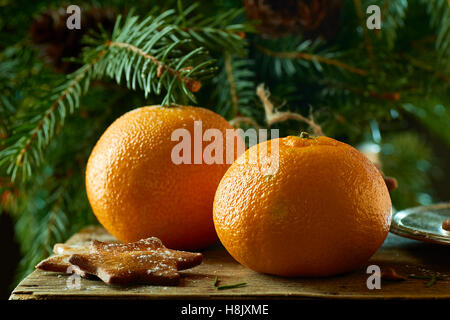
[
  {"left": 0, "top": 8, "right": 249, "bottom": 182},
  {"left": 255, "top": 36, "right": 357, "bottom": 79},
  {"left": 0, "top": 1, "right": 252, "bottom": 284},
  {"left": 423, "top": 0, "right": 450, "bottom": 61},
  {"left": 171, "top": 2, "right": 253, "bottom": 56},
  {"left": 88, "top": 10, "right": 216, "bottom": 104},
  {"left": 0, "top": 65, "right": 93, "bottom": 182},
  {"left": 380, "top": 0, "right": 409, "bottom": 49},
  {"left": 381, "top": 133, "right": 435, "bottom": 210},
  {"left": 215, "top": 53, "right": 256, "bottom": 119},
  {"left": 402, "top": 101, "right": 450, "bottom": 147}
]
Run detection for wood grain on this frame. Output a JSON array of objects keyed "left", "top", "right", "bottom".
[{"left": 10, "top": 226, "right": 450, "bottom": 300}]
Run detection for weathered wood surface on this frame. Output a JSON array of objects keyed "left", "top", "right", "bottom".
[{"left": 10, "top": 226, "right": 450, "bottom": 300}]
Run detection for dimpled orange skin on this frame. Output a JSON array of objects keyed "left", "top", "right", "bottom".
[
  {"left": 86, "top": 105, "right": 239, "bottom": 250},
  {"left": 213, "top": 136, "right": 392, "bottom": 277}
]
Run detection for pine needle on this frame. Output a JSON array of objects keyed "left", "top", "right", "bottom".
[{"left": 216, "top": 282, "right": 247, "bottom": 290}]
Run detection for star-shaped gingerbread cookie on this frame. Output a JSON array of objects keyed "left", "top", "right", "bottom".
[
  {"left": 69, "top": 237, "right": 203, "bottom": 285},
  {"left": 36, "top": 237, "right": 203, "bottom": 286}
]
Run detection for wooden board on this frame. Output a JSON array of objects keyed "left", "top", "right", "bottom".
[{"left": 10, "top": 226, "right": 450, "bottom": 300}]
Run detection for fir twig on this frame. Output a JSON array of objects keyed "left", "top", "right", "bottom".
[
  {"left": 353, "top": 0, "right": 375, "bottom": 67},
  {"left": 215, "top": 54, "right": 255, "bottom": 119},
  {"left": 14, "top": 182, "right": 69, "bottom": 281},
  {"left": 320, "top": 79, "right": 401, "bottom": 101},
  {"left": 90, "top": 10, "right": 217, "bottom": 105},
  {"left": 422, "top": 0, "right": 450, "bottom": 61},
  {"left": 225, "top": 53, "right": 239, "bottom": 116},
  {"left": 405, "top": 55, "right": 450, "bottom": 83},
  {"left": 408, "top": 273, "right": 444, "bottom": 288},
  {"left": 0, "top": 63, "right": 94, "bottom": 182},
  {"left": 171, "top": 3, "right": 252, "bottom": 55},
  {"left": 0, "top": 10, "right": 219, "bottom": 182},
  {"left": 106, "top": 41, "right": 202, "bottom": 92},
  {"left": 381, "top": 0, "right": 408, "bottom": 48},
  {"left": 256, "top": 44, "right": 366, "bottom": 76},
  {"left": 15, "top": 65, "right": 94, "bottom": 167}
]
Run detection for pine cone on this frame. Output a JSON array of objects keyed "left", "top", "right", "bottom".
[
  {"left": 29, "top": 6, "right": 116, "bottom": 73},
  {"left": 244, "top": 0, "right": 343, "bottom": 39}
]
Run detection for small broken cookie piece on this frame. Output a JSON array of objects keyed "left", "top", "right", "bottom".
[
  {"left": 373, "top": 164, "right": 398, "bottom": 192},
  {"left": 36, "top": 243, "right": 93, "bottom": 278},
  {"left": 442, "top": 219, "right": 450, "bottom": 232},
  {"left": 381, "top": 267, "right": 407, "bottom": 281},
  {"left": 384, "top": 176, "right": 398, "bottom": 192},
  {"left": 69, "top": 238, "right": 203, "bottom": 286}
]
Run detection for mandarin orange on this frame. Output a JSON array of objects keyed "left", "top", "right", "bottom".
[
  {"left": 86, "top": 105, "right": 240, "bottom": 250},
  {"left": 213, "top": 135, "right": 392, "bottom": 276}
]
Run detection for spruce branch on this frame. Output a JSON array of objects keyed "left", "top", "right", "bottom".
[
  {"left": 40, "top": 187, "right": 69, "bottom": 252},
  {"left": 353, "top": 0, "right": 375, "bottom": 61},
  {"left": 320, "top": 78, "right": 402, "bottom": 101},
  {"left": 404, "top": 55, "right": 450, "bottom": 83},
  {"left": 256, "top": 84, "right": 324, "bottom": 136},
  {"left": 256, "top": 44, "right": 367, "bottom": 76},
  {"left": 16, "top": 65, "right": 93, "bottom": 165},
  {"left": 89, "top": 10, "right": 217, "bottom": 105},
  {"left": 422, "top": 0, "right": 450, "bottom": 61},
  {"left": 225, "top": 53, "right": 239, "bottom": 116},
  {"left": 171, "top": 3, "right": 253, "bottom": 55},
  {"left": 105, "top": 41, "right": 202, "bottom": 93},
  {"left": 215, "top": 53, "right": 255, "bottom": 119},
  {"left": 0, "top": 64, "right": 94, "bottom": 182},
  {"left": 13, "top": 180, "right": 70, "bottom": 281},
  {"left": 381, "top": 0, "right": 408, "bottom": 48},
  {"left": 1, "top": 10, "right": 219, "bottom": 182}
]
